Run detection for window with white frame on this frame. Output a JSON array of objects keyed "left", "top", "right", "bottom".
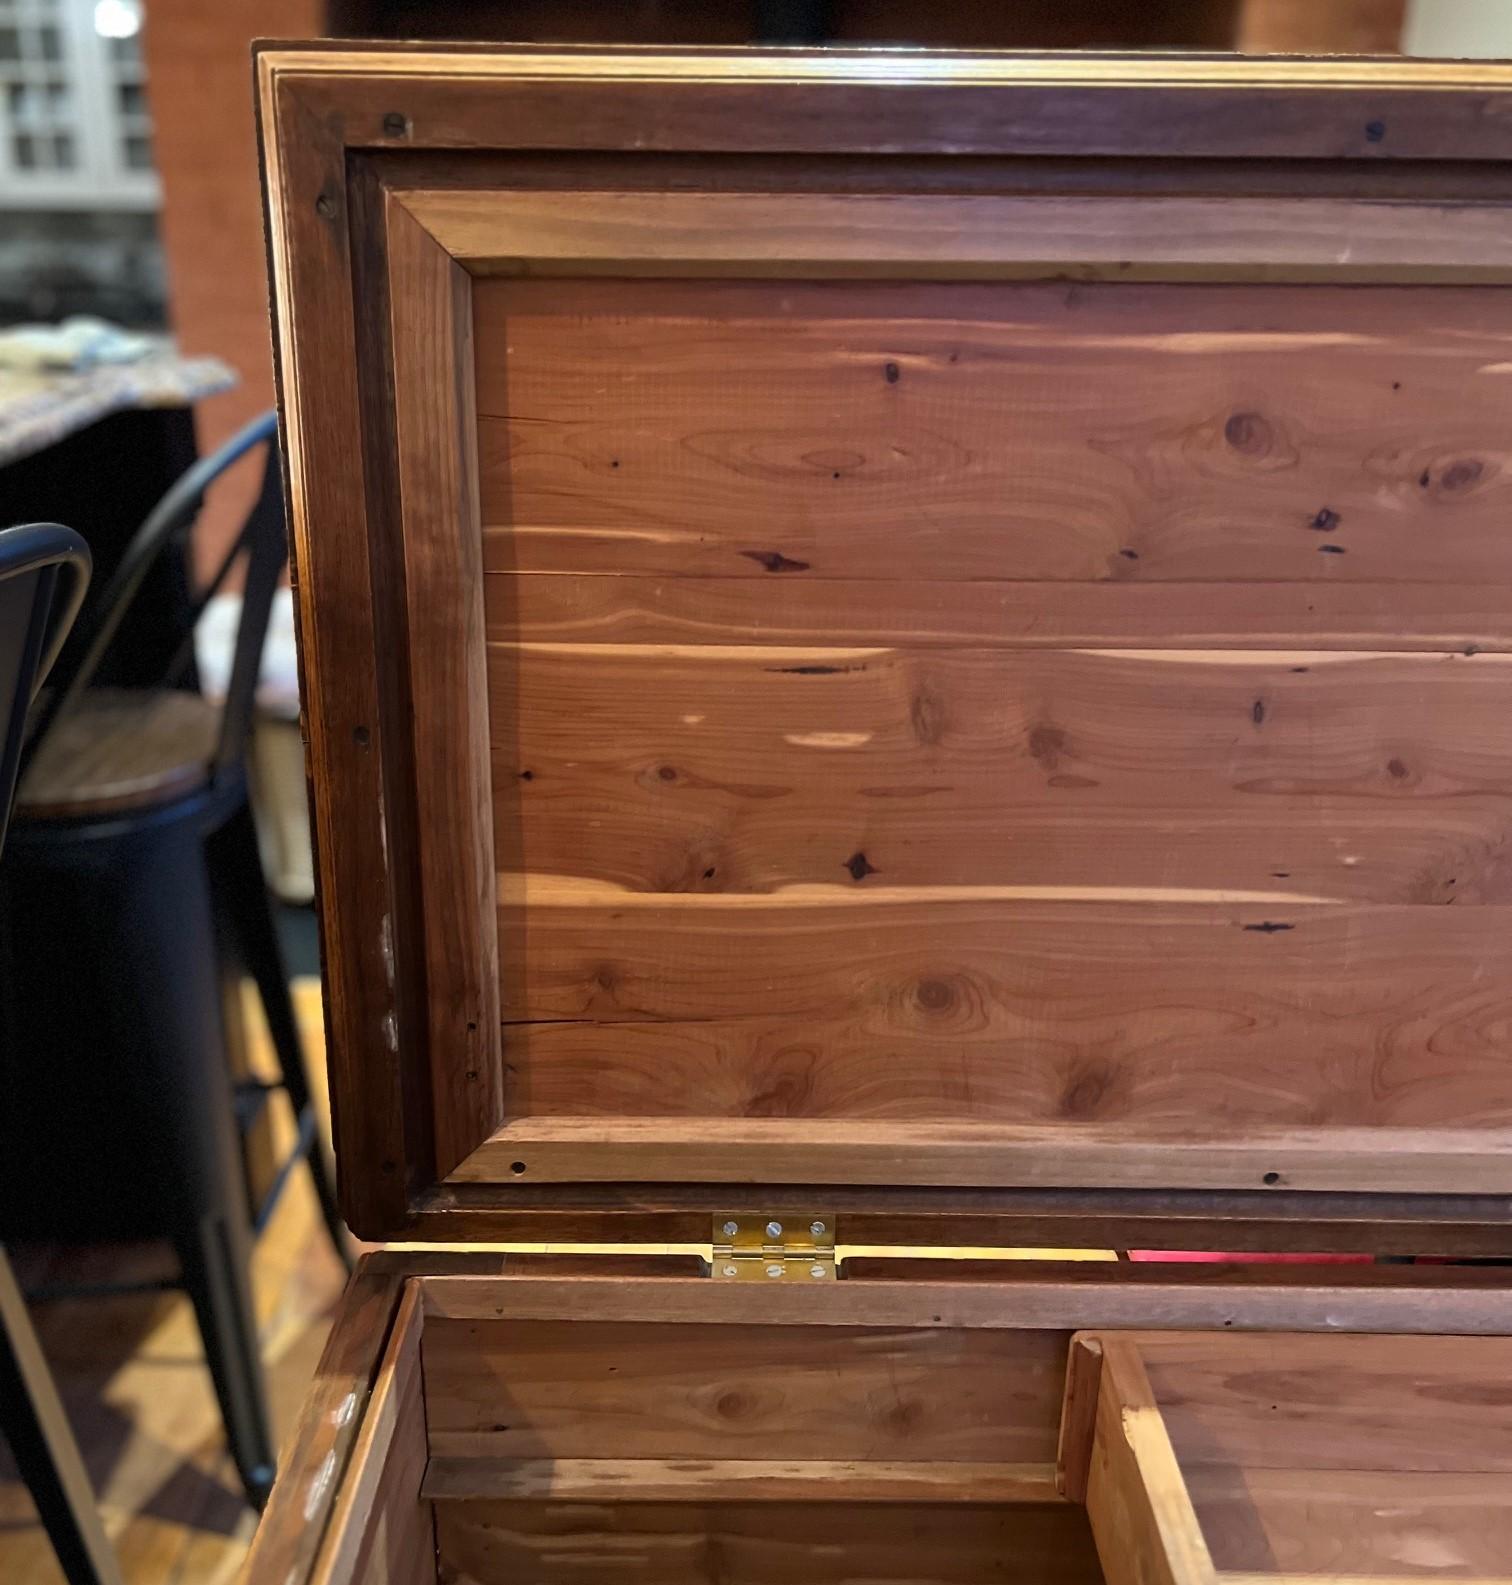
[{"left": 0, "top": 0, "right": 156, "bottom": 209}]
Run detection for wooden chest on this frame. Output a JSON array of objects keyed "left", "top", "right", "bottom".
[{"left": 250, "top": 45, "right": 1512, "bottom": 1585}]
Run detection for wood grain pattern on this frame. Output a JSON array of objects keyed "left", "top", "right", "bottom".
[
  {"left": 434, "top": 1499, "right": 1104, "bottom": 1585},
  {"left": 462, "top": 1118, "right": 1512, "bottom": 1193},
  {"left": 1186, "top": 1466, "right": 1512, "bottom": 1577},
  {"left": 1135, "top": 1332, "right": 1512, "bottom": 1475},
  {"left": 482, "top": 895, "right": 1512, "bottom": 1171},
  {"left": 311, "top": 1283, "right": 433, "bottom": 1585},
  {"left": 491, "top": 644, "right": 1512, "bottom": 901},
  {"left": 411, "top": 187, "right": 1512, "bottom": 281},
  {"left": 1085, "top": 1340, "right": 1218, "bottom": 1585},
  {"left": 1081, "top": 1331, "right": 1512, "bottom": 1585},
  {"left": 261, "top": 47, "right": 1512, "bottom": 165},
  {"left": 259, "top": 51, "right": 417, "bottom": 1238},
  {"left": 421, "top": 1318, "right": 1067, "bottom": 1463},
  {"left": 1057, "top": 1335, "right": 1104, "bottom": 1505},
  {"left": 475, "top": 279, "right": 1512, "bottom": 583},
  {"left": 384, "top": 194, "right": 503, "bottom": 1178},
  {"left": 489, "top": 574, "right": 1512, "bottom": 652},
  {"left": 263, "top": 41, "right": 1512, "bottom": 1237},
  {"left": 421, "top": 1456, "right": 1060, "bottom": 1505},
  {"left": 417, "top": 1266, "right": 1512, "bottom": 1336}
]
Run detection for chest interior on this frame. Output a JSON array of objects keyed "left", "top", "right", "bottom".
[{"left": 319, "top": 1272, "right": 1512, "bottom": 1585}]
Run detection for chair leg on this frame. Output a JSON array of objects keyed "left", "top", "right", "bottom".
[
  {"left": 172, "top": 1213, "right": 275, "bottom": 1511},
  {"left": 0, "top": 1247, "right": 124, "bottom": 1585},
  {"left": 211, "top": 799, "right": 350, "bottom": 1272}
]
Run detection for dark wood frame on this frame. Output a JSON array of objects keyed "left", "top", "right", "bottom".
[{"left": 258, "top": 45, "right": 1512, "bottom": 1245}]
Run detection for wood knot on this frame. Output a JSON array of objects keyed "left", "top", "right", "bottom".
[
  {"left": 1028, "top": 724, "right": 1066, "bottom": 769},
  {"left": 1223, "top": 410, "right": 1273, "bottom": 456},
  {"left": 740, "top": 549, "right": 811, "bottom": 573},
  {"left": 914, "top": 978, "right": 955, "bottom": 1013},
  {"left": 843, "top": 851, "right": 877, "bottom": 882},
  {"left": 910, "top": 690, "right": 946, "bottom": 746},
  {"left": 1439, "top": 457, "right": 1485, "bottom": 494}
]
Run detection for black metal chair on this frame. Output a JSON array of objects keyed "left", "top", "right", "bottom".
[
  {"left": 0, "top": 414, "right": 349, "bottom": 1511},
  {"left": 0, "top": 522, "right": 122, "bottom": 1585}
]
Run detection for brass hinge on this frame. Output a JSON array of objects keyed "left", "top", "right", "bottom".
[{"left": 711, "top": 1214, "right": 836, "bottom": 1280}]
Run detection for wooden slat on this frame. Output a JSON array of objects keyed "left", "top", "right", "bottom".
[
  {"left": 489, "top": 574, "right": 1512, "bottom": 652},
  {"left": 496, "top": 892, "right": 1512, "bottom": 1025},
  {"left": 411, "top": 187, "right": 1512, "bottom": 280},
  {"left": 434, "top": 1499, "right": 1104, "bottom": 1585},
  {"left": 311, "top": 1283, "right": 432, "bottom": 1585},
  {"left": 490, "top": 643, "right": 1512, "bottom": 901},
  {"left": 420, "top": 1317, "right": 1066, "bottom": 1464},
  {"left": 484, "top": 895, "right": 1512, "bottom": 1161},
  {"left": 475, "top": 279, "right": 1512, "bottom": 583},
  {"left": 459, "top": 1118, "right": 1512, "bottom": 1193},
  {"left": 496, "top": 1004, "right": 1512, "bottom": 1132},
  {"left": 420, "top": 1456, "right": 1060, "bottom": 1505},
  {"left": 1057, "top": 1336, "right": 1105, "bottom": 1505},
  {"left": 417, "top": 1267, "right": 1512, "bottom": 1335},
  {"left": 1084, "top": 1340, "right": 1218, "bottom": 1585},
  {"left": 385, "top": 192, "right": 503, "bottom": 1178}
]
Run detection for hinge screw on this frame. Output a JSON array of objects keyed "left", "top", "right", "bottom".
[
  {"left": 766, "top": 1221, "right": 783, "bottom": 1238},
  {"left": 810, "top": 1263, "right": 827, "bottom": 1279},
  {"left": 810, "top": 1221, "right": 826, "bottom": 1235},
  {"left": 721, "top": 1220, "right": 739, "bottom": 1237},
  {"left": 721, "top": 1264, "right": 738, "bottom": 1277},
  {"left": 765, "top": 1263, "right": 785, "bottom": 1278}
]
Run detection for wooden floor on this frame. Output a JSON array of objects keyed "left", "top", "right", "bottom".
[
  {"left": 0, "top": 981, "right": 349, "bottom": 1585},
  {"left": 0, "top": 978, "right": 1113, "bottom": 1584}
]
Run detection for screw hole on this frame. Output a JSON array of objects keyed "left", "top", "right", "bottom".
[
  {"left": 510, "top": 1160, "right": 527, "bottom": 1175},
  {"left": 382, "top": 110, "right": 410, "bottom": 137},
  {"left": 352, "top": 724, "right": 370, "bottom": 748},
  {"left": 1262, "top": 1170, "right": 1281, "bottom": 1185}
]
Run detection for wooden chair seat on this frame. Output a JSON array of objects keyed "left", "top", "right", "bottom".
[{"left": 16, "top": 688, "right": 219, "bottom": 820}]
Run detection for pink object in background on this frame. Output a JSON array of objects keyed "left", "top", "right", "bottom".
[{"left": 1129, "top": 1251, "right": 1374, "bottom": 1263}]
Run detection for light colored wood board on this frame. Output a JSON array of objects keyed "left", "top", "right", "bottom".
[
  {"left": 1130, "top": 1331, "right": 1512, "bottom": 1475},
  {"left": 312, "top": 1282, "right": 433, "bottom": 1585},
  {"left": 1188, "top": 1466, "right": 1512, "bottom": 1577},
  {"left": 384, "top": 195, "right": 503, "bottom": 1177},
  {"left": 434, "top": 1499, "right": 1104, "bottom": 1585},
  {"left": 496, "top": 998, "right": 1512, "bottom": 1130},
  {"left": 489, "top": 644, "right": 1512, "bottom": 901},
  {"left": 416, "top": 187, "right": 1512, "bottom": 279},
  {"left": 487, "top": 896, "right": 1512, "bottom": 1154},
  {"left": 1085, "top": 1340, "right": 1218, "bottom": 1585},
  {"left": 416, "top": 1270, "right": 1512, "bottom": 1336},
  {"left": 420, "top": 1318, "right": 1067, "bottom": 1463},
  {"left": 1057, "top": 1335, "right": 1105, "bottom": 1504},
  {"left": 420, "top": 1456, "right": 1060, "bottom": 1504},
  {"left": 474, "top": 279, "right": 1512, "bottom": 582},
  {"left": 496, "top": 892, "right": 1512, "bottom": 1026},
  {"left": 488, "top": 574, "right": 1512, "bottom": 652},
  {"left": 460, "top": 1117, "right": 1512, "bottom": 1193}
]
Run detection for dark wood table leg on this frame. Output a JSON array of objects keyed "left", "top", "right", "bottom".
[{"left": 0, "top": 1245, "right": 124, "bottom": 1585}]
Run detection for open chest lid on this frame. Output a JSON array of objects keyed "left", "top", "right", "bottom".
[{"left": 258, "top": 44, "right": 1512, "bottom": 1251}]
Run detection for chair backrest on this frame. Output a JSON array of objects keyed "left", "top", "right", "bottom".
[
  {"left": 26, "top": 409, "right": 286, "bottom": 784},
  {"left": 0, "top": 524, "right": 90, "bottom": 858}
]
